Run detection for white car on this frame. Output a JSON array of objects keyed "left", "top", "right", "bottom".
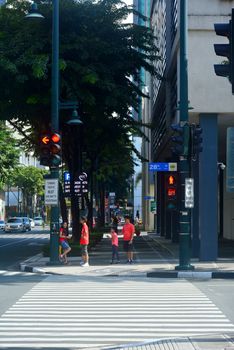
[
  {"left": 29, "top": 218, "right": 35, "bottom": 228},
  {"left": 34, "top": 217, "right": 44, "bottom": 226},
  {"left": 5, "top": 218, "right": 27, "bottom": 233},
  {"left": 0, "top": 220, "right": 5, "bottom": 231}
]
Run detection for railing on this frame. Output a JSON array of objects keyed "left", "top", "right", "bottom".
[
  {"left": 171, "top": 0, "right": 178, "bottom": 47},
  {"left": 152, "top": 106, "right": 167, "bottom": 157}
]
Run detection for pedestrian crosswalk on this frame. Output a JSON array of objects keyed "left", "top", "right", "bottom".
[{"left": 0, "top": 275, "right": 233, "bottom": 348}]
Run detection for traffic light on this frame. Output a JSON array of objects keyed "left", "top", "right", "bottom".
[
  {"left": 191, "top": 124, "right": 203, "bottom": 160},
  {"left": 165, "top": 174, "right": 177, "bottom": 210},
  {"left": 171, "top": 123, "right": 190, "bottom": 157},
  {"left": 39, "top": 133, "right": 62, "bottom": 167},
  {"left": 50, "top": 133, "right": 62, "bottom": 167},
  {"left": 39, "top": 134, "right": 51, "bottom": 166},
  {"left": 214, "top": 9, "right": 234, "bottom": 93}
]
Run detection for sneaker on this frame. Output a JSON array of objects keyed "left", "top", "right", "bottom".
[
  {"left": 80, "top": 261, "right": 84, "bottom": 266},
  {"left": 110, "top": 261, "right": 114, "bottom": 264},
  {"left": 82, "top": 262, "right": 89, "bottom": 267},
  {"left": 59, "top": 254, "right": 64, "bottom": 262},
  {"left": 116, "top": 260, "right": 120, "bottom": 264},
  {"left": 130, "top": 260, "right": 134, "bottom": 264},
  {"left": 126, "top": 260, "right": 131, "bottom": 264}
]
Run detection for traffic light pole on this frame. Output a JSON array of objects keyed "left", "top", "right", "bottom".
[
  {"left": 49, "top": 0, "right": 60, "bottom": 265},
  {"left": 175, "top": 0, "right": 194, "bottom": 270}
]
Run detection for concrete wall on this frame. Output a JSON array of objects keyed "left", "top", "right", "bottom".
[
  {"left": 187, "top": 0, "right": 234, "bottom": 241},
  {"left": 223, "top": 169, "right": 234, "bottom": 239},
  {"left": 188, "top": 0, "right": 234, "bottom": 114}
]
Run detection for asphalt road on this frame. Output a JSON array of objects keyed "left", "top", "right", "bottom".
[
  {"left": 0, "top": 276, "right": 233, "bottom": 349},
  {"left": 0, "top": 228, "right": 49, "bottom": 270},
  {"left": 193, "top": 279, "right": 234, "bottom": 324}
]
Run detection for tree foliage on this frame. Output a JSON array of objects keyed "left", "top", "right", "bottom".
[
  {"left": 9, "top": 166, "right": 47, "bottom": 197},
  {"left": 0, "top": 0, "right": 160, "bottom": 230},
  {"left": 0, "top": 122, "right": 20, "bottom": 188}
]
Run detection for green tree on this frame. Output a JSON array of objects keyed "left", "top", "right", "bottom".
[
  {"left": 0, "top": 0, "right": 160, "bottom": 238},
  {"left": 0, "top": 122, "right": 20, "bottom": 189},
  {"left": 9, "top": 166, "right": 47, "bottom": 215}
]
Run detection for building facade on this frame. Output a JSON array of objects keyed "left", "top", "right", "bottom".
[{"left": 141, "top": 0, "right": 234, "bottom": 260}]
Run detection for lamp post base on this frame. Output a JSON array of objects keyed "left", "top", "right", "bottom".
[
  {"left": 46, "top": 260, "right": 62, "bottom": 266},
  {"left": 175, "top": 264, "right": 195, "bottom": 271}
]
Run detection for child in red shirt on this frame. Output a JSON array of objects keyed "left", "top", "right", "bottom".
[
  {"left": 110, "top": 227, "right": 120, "bottom": 264},
  {"left": 80, "top": 217, "right": 89, "bottom": 267},
  {"left": 59, "top": 222, "right": 72, "bottom": 264}
]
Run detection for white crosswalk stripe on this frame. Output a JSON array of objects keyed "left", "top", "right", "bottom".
[
  {"left": 0, "top": 233, "right": 49, "bottom": 239},
  {"left": 0, "top": 275, "right": 233, "bottom": 348},
  {"left": 0, "top": 270, "right": 37, "bottom": 277}
]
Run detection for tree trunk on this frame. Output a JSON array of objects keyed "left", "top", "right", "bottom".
[
  {"left": 71, "top": 193, "right": 81, "bottom": 242},
  {"left": 86, "top": 169, "right": 94, "bottom": 230},
  {"left": 99, "top": 183, "right": 105, "bottom": 227},
  {"left": 59, "top": 181, "right": 68, "bottom": 223}
]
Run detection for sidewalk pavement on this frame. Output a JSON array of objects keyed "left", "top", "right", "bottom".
[{"left": 20, "top": 232, "right": 234, "bottom": 279}]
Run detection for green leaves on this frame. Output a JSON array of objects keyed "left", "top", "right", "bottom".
[
  {"left": 0, "top": 123, "right": 20, "bottom": 189},
  {"left": 9, "top": 166, "right": 47, "bottom": 196},
  {"left": 0, "top": 0, "right": 161, "bottom": 199}
]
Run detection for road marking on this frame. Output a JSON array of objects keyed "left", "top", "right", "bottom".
[{"left": 0, "top": 270, "right": 37, "bottom": 277}]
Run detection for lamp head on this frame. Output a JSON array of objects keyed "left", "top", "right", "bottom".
[
  {"left": 67, "top": 110, "right": 83, "bottom": 126},
  {"left": 25, "top": 2, "right": 44, "bottom": 20}
]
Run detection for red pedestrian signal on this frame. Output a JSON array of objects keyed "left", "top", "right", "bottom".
[
  {"left": 165, "top": 173, "right": 177, "bottom": 211},
  {"left": 167, "top": 188, "right": 176, "bottom": 197}
]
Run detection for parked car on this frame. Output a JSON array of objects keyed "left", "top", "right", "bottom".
[
  {"left": 29, "top": 218, "right": 35, "bottom": 228},
  {"left": 34, "top": 216, "right": 44, "bottom": 226},
  {"left": 0, "top": 220, "right": 5, "bottom": 231},
  {"left": 5, "top": 218, "right": 27, "bottom": 233}
]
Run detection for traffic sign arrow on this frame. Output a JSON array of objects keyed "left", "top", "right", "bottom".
[{"left": 42, "top": 136, "right": 50, "bottom": 144}]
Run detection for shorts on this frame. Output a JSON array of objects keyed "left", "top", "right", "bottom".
[
  {"left": 81, "top": 244, "right": 88, "bottom": 255},
  {"left": 61, "top": 241, "right": 70, "bottom": 250},
  {"left": 123, "top": 240, "right": 133, "bottom": 252}
]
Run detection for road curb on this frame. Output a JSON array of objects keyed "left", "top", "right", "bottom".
[
  {"left": 20, "top": 263, "right": 47, "bottom": 274},
  {"left": 19, "top": 262, "right": 234, "bottom": 279},
  {"left": 147, "top": 270, "right": 234, "bottom": 279}
]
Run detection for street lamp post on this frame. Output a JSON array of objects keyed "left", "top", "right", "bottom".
[
  {"left": 49, "top": 0, "right": 60, "bottom": 265},
  {"left": 175, "top": 0, "right": 194, "bottom": 270},
  {"left": 26, "top": 1, "right": 60, "bottom": 264}
]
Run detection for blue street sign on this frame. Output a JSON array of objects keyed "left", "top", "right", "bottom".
[
  {"left": 149, "top": 162, "right": 177, "bottom": 172},
  {"left": 149, "top": 162, "right": 169, "bottom": 172},
  {"left": 64, "top": 172, "right": 70, "bottom": 181},
  {"left": 144, "top": 196, "right": 154, "bottom": 200}
]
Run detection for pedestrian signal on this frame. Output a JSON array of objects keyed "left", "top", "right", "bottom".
[{"left": 165, "top": 173, "right": 178, "bottom": 211}]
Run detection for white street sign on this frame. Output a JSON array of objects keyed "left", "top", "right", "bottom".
[
  {"left": 185, "top": 178, "right": 194, "bottom": 209},
  {"left": 45, "top": 179, "right": 59, "bottom": 205}
]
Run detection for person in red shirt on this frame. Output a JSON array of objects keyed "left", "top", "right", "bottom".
[
  {"left": 59, "top": 222, "right": 72, "bottom": 264},
  {"left": 80, "top": 217, "right": 89, "bottom": 267},
  {"left": 122, "top": 215, "right": 135, "bottom": 263}
]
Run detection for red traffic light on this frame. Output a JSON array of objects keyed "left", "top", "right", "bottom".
[{"left": 51, "top": 133, "right": 61, "bottom": 143}]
